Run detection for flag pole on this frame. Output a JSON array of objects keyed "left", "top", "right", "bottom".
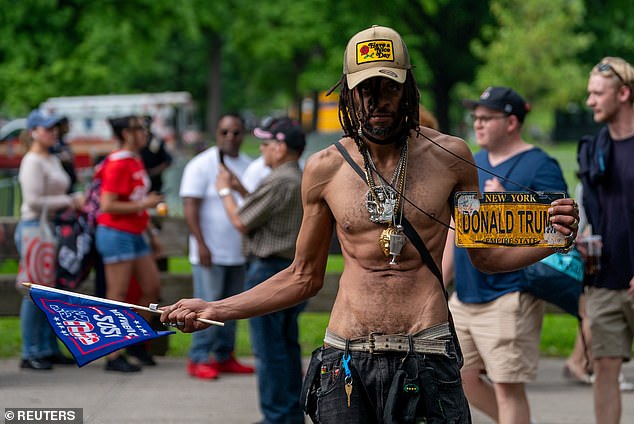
[{"left": 22, "top": 283, "right": 224, "bottom": 327}]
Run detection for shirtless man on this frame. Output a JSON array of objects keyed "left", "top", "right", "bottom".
[{"left": 162, "top": 25, "right": 578, "bottom": 423}]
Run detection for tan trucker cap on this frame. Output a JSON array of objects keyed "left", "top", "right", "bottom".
[{"left": 343, "top": 25, "right": 411, "bottom": 89}]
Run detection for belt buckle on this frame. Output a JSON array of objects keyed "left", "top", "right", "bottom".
[{"left": 367, "top": 332, "right": 382, "bottom": 354}]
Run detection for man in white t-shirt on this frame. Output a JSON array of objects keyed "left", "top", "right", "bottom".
[
  {"left": 179, "top": 113, "right": 254, "bottom": 379},
  {"left": 241, "top": 155, "right": 270, "bottom": 193}
]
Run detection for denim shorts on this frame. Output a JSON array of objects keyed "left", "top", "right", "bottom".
[
  {"left": 302, "top": 343, "right": 471, "bottom": 423},
  {"left": 95, "top": 225, "right": 150, "bottom": 264}
]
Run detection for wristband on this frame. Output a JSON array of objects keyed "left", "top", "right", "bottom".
[
  {"left": 218, "top": 187, "right": 232, "bottom": 198},
  {"left": 554, "top": 233, "right": 575, "bottom": 254}
]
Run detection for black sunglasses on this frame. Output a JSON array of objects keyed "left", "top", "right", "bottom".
[
  {"left": 220, "top": 129, "right": 242, "bottom": 136},
  {"left": 597, "top": 62, "right": 625, "bottom": 84}
]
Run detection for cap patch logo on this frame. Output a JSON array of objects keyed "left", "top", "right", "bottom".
[{"left": 356, "top": 39, "right": 394, "bottom": 64}]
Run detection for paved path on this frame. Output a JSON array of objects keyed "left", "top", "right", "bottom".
[{"left": 2, "top": 356, "right": 634, "bottom": 423}]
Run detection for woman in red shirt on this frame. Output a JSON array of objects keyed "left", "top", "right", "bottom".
[{"left": 95, "top": 115, "right": 163, "bottom": 372}]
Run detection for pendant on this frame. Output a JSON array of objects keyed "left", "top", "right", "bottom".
[
  {"left": 388, "top": 225, "right": 407, "bottom": 265},
  {"left": 366, "top": 186, "right": 398, "bottom": 224},
  {"left": 379, "top": 225, "right": 407, "bottom": 264},
  {"left": 379, "top": 225, "right": 407, "bottom": 265},
  {"left": 379, "top": 226, "right": 397, "bottom": 257}
]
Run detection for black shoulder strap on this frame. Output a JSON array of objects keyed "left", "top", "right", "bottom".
[
  {"left": 334, "top": 141, "right": 444, "bottom": 286},
  {"left": 334, "top": 141, "right": 464, "bottom": 366}
]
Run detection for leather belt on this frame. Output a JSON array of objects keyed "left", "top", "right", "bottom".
[{"left": 324, "top": 323, "right": 451, "bottom": 356}]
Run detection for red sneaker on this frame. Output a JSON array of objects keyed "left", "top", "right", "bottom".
[
  {"left": 212, "top": 355, "right": 255, "bottom": 374},
  {"left": 187, "top": 360, "right": 219, "bottom": 380}
]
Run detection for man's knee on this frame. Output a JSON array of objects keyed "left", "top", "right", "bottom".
[
  {"left": 594, "top": 356, "right": 623, "bottom": 376},
  {"left": 494, "top": 381, "right": 526, "bottom": 404}
]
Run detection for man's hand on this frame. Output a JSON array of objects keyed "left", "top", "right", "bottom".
[
  {"left": 628, "top": 276, "right": 634, "bottom": 298},
  {"left": 160, "top": 298, "right": 214, "bottom": 333},
  {"left": 548, "top": 198, "right": 580, "bottom": 246},
  {"left": 483, "top": 177, "right": 505, "bottom": 192},
  {"left": 198, "top": 244, "right": 212, "bottom": 267},
  {"left": 216, "top": 166, "right": 232, "bottom": 191}
]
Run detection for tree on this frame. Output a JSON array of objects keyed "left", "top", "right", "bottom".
[
  {"left": 581, "top": 0, "right": 634, "bottom": 66},
  {"left": 398, "top": 0, "right": 494, "bottom": 132},
  {"left": 0, "top": 0, "right": 200, "bottom": 116},
  {"left": 463, "top": 0, "right": 592, "bottom": 138}
]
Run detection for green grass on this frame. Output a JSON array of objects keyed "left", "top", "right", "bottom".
[
  {"left": 168, "top": 255, "right": 346, "bottom": 274},
  {"left": 0, "top": 313, "right": 580, "bottom": 359},
  {"left": 539, "top": 313, "right": 579, "bottom": 357},
  {"left": 0, "top": 317, "right": 22, "bottom": 357},
  {"left": 0, "top": 259, "right": 18, "bottom": 274}
]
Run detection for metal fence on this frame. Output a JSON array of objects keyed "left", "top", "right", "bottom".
[{"left": 0, "top": 176, "right": 20, "bottom": 217}]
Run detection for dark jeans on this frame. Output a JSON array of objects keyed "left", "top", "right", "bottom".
[
  {"left": 189, "top": 264, "right": 246, "bottom": 363},
  {"left": 302, "top": 344, "right": 471, "bottom": 423},
  {"left": 246, "top": 257, "right": 306, "bottom": 424}
]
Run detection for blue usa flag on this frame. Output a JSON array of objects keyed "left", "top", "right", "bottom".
[{"left": 28, "top": 284, "right": 173, "bottom": 367}]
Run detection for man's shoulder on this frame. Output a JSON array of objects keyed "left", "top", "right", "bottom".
[
  {"left": 193, "top": 146, "right": 216, "bottom": 159},
  {"left": 413, "top": 127, "right": 468, "bottom": 150},
  {"left": 303, "top": 139, "right": 348, "bottom": 176},
  {"left": 185, "top": 147, "right": 216, "bottom": 167},
  {"left": 411, "top": 127, "right": 472, "bottom": 167},
  {"left": 524, "top": 146, "right": 556, "bottom": 162}
]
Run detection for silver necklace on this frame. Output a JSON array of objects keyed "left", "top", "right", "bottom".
[
  {"left": 362, "top": 139, "right": 409, "bottom": 264},
  {"left": 364, "top": 142, "right": 407, "bottom": 224}
]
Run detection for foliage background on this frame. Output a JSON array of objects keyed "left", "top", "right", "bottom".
[{"left": 0, "top": 0, "right": 632, "bottom": 138}]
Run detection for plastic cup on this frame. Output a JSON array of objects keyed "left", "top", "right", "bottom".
[{"left": 579, "top": 234, "right": 602, "bottom": 275}]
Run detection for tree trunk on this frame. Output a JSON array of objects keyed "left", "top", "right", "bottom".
[
  {"left": 206, "top": 32, "right": 222, "bottom": 136},
  {"left": 433, "top": 80, "right": 452, "bottom": 134}
]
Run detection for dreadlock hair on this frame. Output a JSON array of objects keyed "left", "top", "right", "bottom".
[{"left": 334, "top": 70, "right": 420, "bottom": 153}]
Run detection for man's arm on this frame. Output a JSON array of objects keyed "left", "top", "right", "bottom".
[
  {"left": 216, "top": 167, "right": 249, "bottom": 233},
  {"left": 162, "top": 151, "right": 337, "bottom": 331},
  {"left": 466, "top": 198, "right": 578, "bottom": 273},
  {"left": 442, "top": 222, "right": 456, "bottom": 288},
  {"left": 446, "top": 139, "right": 579, "bottom": 273},
  {"left": 182, "top": 197, "right": 212, "bottom": 267}
]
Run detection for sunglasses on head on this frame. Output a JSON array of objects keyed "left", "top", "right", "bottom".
[{"left": 597, "top": 62, "right": 625, "bottom": 84}]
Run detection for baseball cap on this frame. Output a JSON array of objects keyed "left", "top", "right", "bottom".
[
  {"left": 253, "top": 117, "right": 306, "bottom": 153},
  {"left": 26, "top": 109, "right": 63, "bottom": 130},
  {"left": 343, "top": 25, "right": 411, "bottom": 89},
  {"left": 463, "top": 86, "right": 530, "bottom": 122}
]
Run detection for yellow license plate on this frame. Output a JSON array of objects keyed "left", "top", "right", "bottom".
[{"left": 454, "top": 191, "right": 567, "bottom": 248}]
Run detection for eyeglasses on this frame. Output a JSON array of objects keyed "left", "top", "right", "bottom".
[
  {"left": 470, "top": 113, "right": 508, "bottom": 124},
  {"left": 220, "top": 129, "right": 242, "bottom": 136},
  {"left": 596, "top": 62, "right": 625, "bottom": 84}
]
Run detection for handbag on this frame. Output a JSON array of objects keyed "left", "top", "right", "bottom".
[
  {"left": 54, "top": 207, "right": 96, "bottom": 290},
  {"left": 16, "top": 202, "right": 58, "bottom": 293},
  {"left": 496, "top": 150, "right": 584, "bottom": 317},
  {"left": 522, "top": 249, "right": 584, "bottom": 317}
]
